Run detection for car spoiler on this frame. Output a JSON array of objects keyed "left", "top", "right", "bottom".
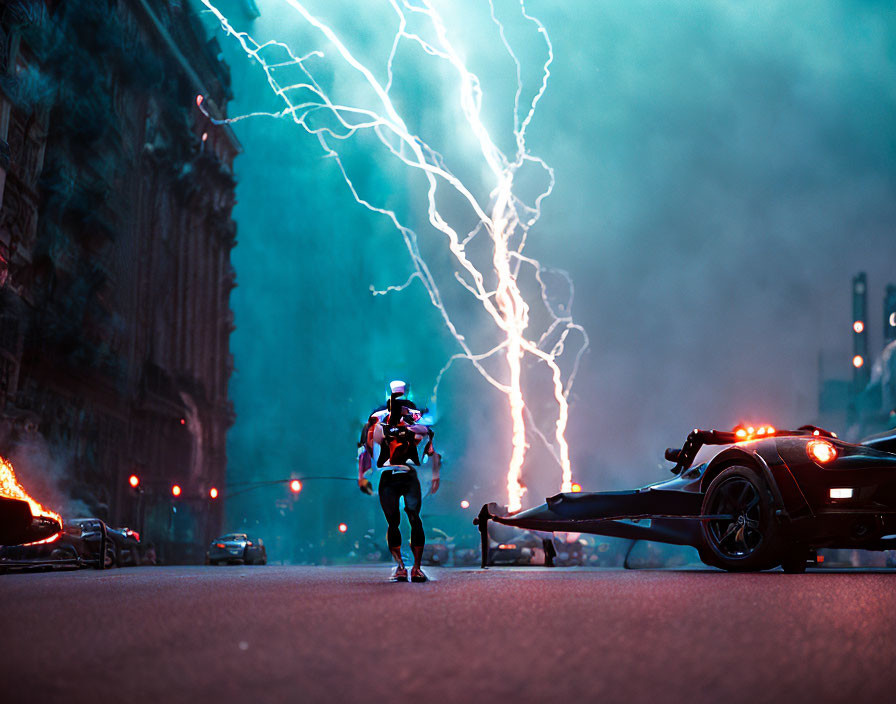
[{"left": 665, "top": 425, "right": 837, "bottom": 474}]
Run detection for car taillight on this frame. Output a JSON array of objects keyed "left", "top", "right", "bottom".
[
  {"left": 215, "top": 543, "right": 226, "bottom": 548},
  {"left": 807, "top": 439, "right": 837, "bottom": 464}
]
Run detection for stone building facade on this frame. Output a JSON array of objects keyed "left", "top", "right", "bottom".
[{"left": 0, "top": 0, "right": 239, "bottom": 562}]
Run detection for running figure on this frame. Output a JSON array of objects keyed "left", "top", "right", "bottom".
[{"left": 358, "top": 380, "right": 441, "bottom": 582}]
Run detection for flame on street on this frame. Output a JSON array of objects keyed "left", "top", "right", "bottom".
[{"left": 0, "top": 455, "right": 63, "bottom": 539}]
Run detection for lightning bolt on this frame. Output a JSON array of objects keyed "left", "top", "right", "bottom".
[{"left": 198, "top": 0, "right": 588, "bottom": 511}]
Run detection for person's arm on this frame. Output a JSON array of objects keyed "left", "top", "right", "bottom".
[
  {"left": 429, "top": 447, "right": 441, "bottom": 495},
  {"left": 357, "top": 421, "right": 374, "bottom": 494}
]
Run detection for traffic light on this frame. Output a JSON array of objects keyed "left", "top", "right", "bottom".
[
  {"left": 885, "top": 284, "right": 896, "bottom": 344},
  {"left": 128, "top": 474, "right": 140, "bottom": 489},
  {"left": 852, "top": 273, "right": 870, "bottom": 390}
]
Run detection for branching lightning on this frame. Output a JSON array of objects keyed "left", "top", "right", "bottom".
[{"left": 199, "top": 0, "right": 588, "bottom": 511}]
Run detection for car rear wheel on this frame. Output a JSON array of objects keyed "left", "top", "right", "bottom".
[
  {"left": 700, "top": 465, "right": 781, "bottom": 572},
  {"left": 104, "top": 542, "right": 117, "bottom": 569}
]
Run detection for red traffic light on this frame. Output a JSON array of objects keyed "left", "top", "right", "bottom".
[
  {"left": 209, "top": 487, "right": 218, "bottom": 499},
  {"left": 289, "top": 479, "right": 302, "bottom": 493},
  {"left": 128, "top": 474, "right": 140, "bottom": 488},
  {"left": 171, "top": 484, "right": 182, "bottom": 497}
]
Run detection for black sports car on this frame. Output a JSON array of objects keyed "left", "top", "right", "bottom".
[{"left": 476, "top": 424, "right": 896, "bottom": 572}]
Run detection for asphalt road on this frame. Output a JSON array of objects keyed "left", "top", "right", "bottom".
[{"left": 2, "top": 565, "right": 895, "bottom": 704}]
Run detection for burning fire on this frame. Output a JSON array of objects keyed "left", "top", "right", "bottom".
[{"left": 0, "top": 455, "right": 63, "bottom": 535}]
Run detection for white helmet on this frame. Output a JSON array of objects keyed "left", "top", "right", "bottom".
[{"left": 389, "top": 379, "right": 407, "bottom": 396}]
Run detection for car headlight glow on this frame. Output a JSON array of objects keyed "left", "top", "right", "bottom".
[{"left": 807, "top": 439, "right": 837, "bottom": 464}]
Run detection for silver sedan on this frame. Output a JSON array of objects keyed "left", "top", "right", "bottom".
[{"left": 206, "top": 533, "right": 267, "bottom": 565}]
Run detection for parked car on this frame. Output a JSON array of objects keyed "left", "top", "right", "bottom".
[
  {"left": 421, "top": 528, "right": 452, "bottom": 566},
  {"left": 108, "top": 525, "right": 142, "bottom": 566},
  {"left": 0, "top": 517, "right": 115, "bottom": 569},
  {"left": 63, "top": 518, "right": 120, "bottom": 567},
  {"left": 206, "top": 533, "right": 267, "bottom": 565}
]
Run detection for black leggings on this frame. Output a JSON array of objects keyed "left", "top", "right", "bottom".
[{"left": 378, "top": 469, "right": 425, "bottom": 549}]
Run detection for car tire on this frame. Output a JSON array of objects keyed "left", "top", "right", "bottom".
[
  {"left": 243, "top": 548, "right": 253, "bottom": 566},
  {"left": 209, "top": 559, "right": 219, "bottom": 566},
  {"left": 700, "top": 465, "right": 781, "bottom": 572},
  {"left": 104, "top": 543, "right": 117, "bottom": 569}
]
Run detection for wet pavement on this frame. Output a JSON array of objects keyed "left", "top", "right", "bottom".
[{"left": 1, "top": 565, "right": 895, "bottom": 704}]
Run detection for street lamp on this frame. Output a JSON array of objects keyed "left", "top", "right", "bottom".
[
  {"left": 128, "top": 474, "right": 140, "bottom": 488},
  {"left": 289, "top": 479, "right": 302, "bottom": 493},
  {"left": 171, "top": 484, "right": 182, "bottom": 497},
  {"left": 209, "top": 487, "right": 218, "bottom": 499}
]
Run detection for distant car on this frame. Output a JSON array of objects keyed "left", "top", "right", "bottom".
[
  {"left": 64, "top": 518, "right": 120, "bottom": 567},
  {"left": 107, "top": 525, "right": 142, "bottom": 566},
  {"left": 207, "top": 533, "right": 267, "bottom": 565},
  {"left": 421, "top": 528, "right": 452, "bottom": 566},
  {"left": 422, "top": 541, "right": 450, "bottom": 566},
  {"left": 484, "top": 522, "right": 543, "bottom": 565}
]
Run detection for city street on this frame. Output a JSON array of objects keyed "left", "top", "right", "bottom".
[{"left": 2, "top": 565, "right": 895, "bottom": 704}]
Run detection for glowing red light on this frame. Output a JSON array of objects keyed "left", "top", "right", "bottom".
[
  {"left": 853, "top": 355, "right": 864, "bottom": 369},
  {"left": 570, "top": 483, "right": 582, "bottom": 493},
  {"left": 196, "top": 94, "right": 204, "bottom": 106},
  {"left": 290, "top": 479, "right": 302, "bottom": 493},
  {"left": 25, "top": 531, "right": 61, "bottom": 546},
  {"left": 735, "top": 428, "right": 747, "bottom": 439},
  {"left": 171, "top": 484, "right": 182, "bottom": 497},
  {"left": 180, "top": 418, "right": 186, "bottom": 425},
  {"left": 807, "top": 439, "right": 837, "bottom": 464},
  {"left": 853, "top": 320, "right": 864, "bottom": 334},
  {"left": 128, "top": 474, "right": 140, "bottom": 488},
  {"left": 209, "top": 487, "right": 218, "bottom": 499},
  {"left": 338, "top": 523, "right": 348, "bottom": 533}
]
